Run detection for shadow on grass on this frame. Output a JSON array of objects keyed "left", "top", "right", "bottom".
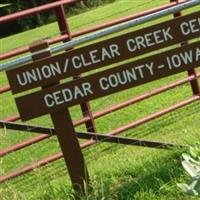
[
  {"left": 95, "top": 152, "right": 189, "bottom": 200},
  {"left": 32, "top": 151, "right": 189, "bottom": 200}
]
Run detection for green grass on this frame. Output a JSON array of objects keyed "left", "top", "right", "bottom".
[
  {"left": 0, "top": 4, "right": 11, "bottom": 8},
  {"left": 1, "top": 0, "right": 200, "bottom": 199}
]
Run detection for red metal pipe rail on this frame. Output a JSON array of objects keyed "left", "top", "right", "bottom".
[
  {"left": 72, "top": 1, "right": 180, "bottom": 37},
  {"left": 0, "top": 34, "right": 70, "bottom": 61},
  {"left": 1, "top": 74, "right": 200, "bottom": 157},
  {"left": 0, "top": 0, "right": 79, "bottom": 24},
  {"left": 0, "top": 85, "right": 10, "bottom": 94},
  {"left": 109, "top": 95, "right": 200, "bottom": 136},
  {"left": 0, "top": 1, "right": 182, "bottom": 60},
  {"left": 0, "top": 134, "right": 49, "bottom": 157},
  {"left": 3, "top": 115, "right": 21, "bottom": 122},
  {"left": 1, "top": 94, "right": 199, "bottom": 183}
]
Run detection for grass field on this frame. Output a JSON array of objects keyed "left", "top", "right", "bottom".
[{"left": 1, "top": 0, "right": 200, "bottom": 199}]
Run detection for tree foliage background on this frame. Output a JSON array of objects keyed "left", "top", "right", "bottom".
[
  {"left": 0, "top": 0, "right": 55, "bottom": 37},
  {"left": 0, "top": 0, "right": 115, "bottom": 38}
]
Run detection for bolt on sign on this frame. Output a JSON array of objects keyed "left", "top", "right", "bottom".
[
  {"left": 6, "top": 11, "right": 200, "bottom": 193},
  {"left": 7, "top": 10, "right": 200, "bottom": 94}
]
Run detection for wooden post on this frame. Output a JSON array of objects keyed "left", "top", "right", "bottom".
[{"left": 29, "top": 40, "right": 89, "bottom": 194}]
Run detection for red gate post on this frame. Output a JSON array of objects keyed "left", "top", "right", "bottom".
[
  {"left": 54, "top": 2, "right": 97, "bottom": 132},
  {"left": 29, "top": 40, "right": 89, "bottom": 194},
  {"left": 170, "top": 0, "right": 200, "bottom": 95}
]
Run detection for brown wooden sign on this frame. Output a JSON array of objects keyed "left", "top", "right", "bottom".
[
  {"left": 15, "top": 40, "right": 200, "bottom": 121},
  {"left": 7, "top": 11, "right": 200, "bottom": 94}
]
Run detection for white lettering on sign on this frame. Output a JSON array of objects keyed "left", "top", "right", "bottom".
[
  {"left": 17, "top": 62, "right": 62, "bottom": 86},
  {"left": 89, "top": 49, "right": 101, "bottom": 64},
  {"left": 167, "top": 47, "right": 200, "bottom": 69},
  {"left": 180, "top": 17, "right": 200, "bottom": 35},
  {"left": 126, "top": 27, "right": 173, "bottom": 52},
  {"left": 99, "top": 62, "right": 154, "bottom": 90},
  {"left": 17, "top": 44, "right": 121, "bottom": 87},
  {"left": 40, "top": 45, "right": 200, "bottom": 110},
  {"left": 63, "top": 44, "right": 121, "bottom": 71},
  {"left": 14, "top": 15, "right": 200, "bottom": 89},
  {"left": 44, "top": 82, "right": 93, "bottom": 108}
]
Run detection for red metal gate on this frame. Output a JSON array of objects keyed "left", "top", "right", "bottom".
[{"left": 0, "top": 0, "right": 199, "bottom": 183}]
